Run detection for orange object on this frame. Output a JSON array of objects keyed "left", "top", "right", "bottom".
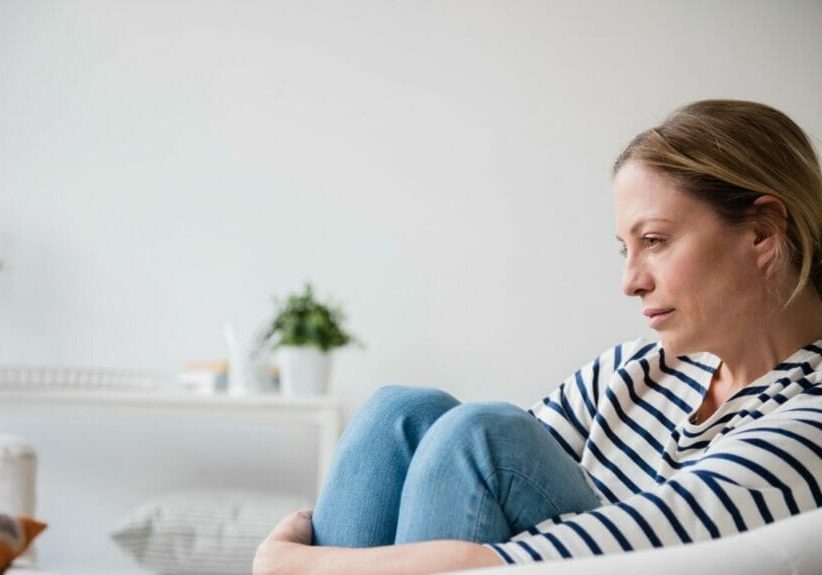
[{"left": 0, "top": 514, "right": 47, "bottom": 571}]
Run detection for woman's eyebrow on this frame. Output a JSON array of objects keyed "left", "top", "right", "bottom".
[{"left": 615, "top": 217, "right": 673, "bottom": 241}]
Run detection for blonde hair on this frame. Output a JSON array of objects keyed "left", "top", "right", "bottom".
[{"left": 614, "top": 99, "right": 822, "bottom": 304}]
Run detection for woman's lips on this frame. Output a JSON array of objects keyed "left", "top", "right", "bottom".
[{"left": 644, "top": 308, "right": 675, "bottom": 328}]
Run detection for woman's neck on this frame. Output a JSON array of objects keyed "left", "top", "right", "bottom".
[{"left": 712, "top": 286, "right": 822, "bottom": 392}]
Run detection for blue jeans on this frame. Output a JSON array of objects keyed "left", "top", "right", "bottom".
[{"left": 312, "top": 386, "right": 600, "bottom": 547}]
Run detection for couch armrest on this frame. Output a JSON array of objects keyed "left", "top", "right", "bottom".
[{"left": 452, "top": 506, "right": 822, "bottom": 575}]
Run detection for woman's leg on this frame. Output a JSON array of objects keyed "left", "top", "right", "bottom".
[
  {"left": 394, "top": 402, "right": 600, "bottom": 544},
  {"left": 311, "top": 385, "right": 460, "bottom": 547}
]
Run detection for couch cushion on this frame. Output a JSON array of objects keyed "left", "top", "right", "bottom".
[{"left": 110, "top": 489, "right": 309, "bottom": 575}]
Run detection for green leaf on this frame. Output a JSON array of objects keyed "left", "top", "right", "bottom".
[{"left": 259, "top": 283, "right": 360, "bottom": 352}]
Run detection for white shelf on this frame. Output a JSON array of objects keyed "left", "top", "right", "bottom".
[{"left": 0, "top": 389, "right": 342, "bottom": 493}]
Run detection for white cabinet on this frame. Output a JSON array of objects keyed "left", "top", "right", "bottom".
[{"left": 0, "top": 388, "right": 341, "bottom": 493}]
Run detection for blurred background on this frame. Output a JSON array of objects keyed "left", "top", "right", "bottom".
[{"left": 1, "top": 0, "right": 821, "bottom": 570}]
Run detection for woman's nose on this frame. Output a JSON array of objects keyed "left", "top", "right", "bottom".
[{"left": 621, "top": 257, "right": 653, "bottom": 297}]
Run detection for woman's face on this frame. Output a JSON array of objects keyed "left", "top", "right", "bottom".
[{"left": 613, "top": 161, "right": 762, "bottom": 356}]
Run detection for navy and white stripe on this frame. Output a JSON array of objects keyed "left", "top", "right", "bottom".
[{"left": 488, "top": 338, "right": 822, "bottom": 564}]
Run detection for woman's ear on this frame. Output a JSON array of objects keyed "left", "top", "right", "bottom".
[{"left": 751, "top": 195, "right": 789, "bottom": 271}]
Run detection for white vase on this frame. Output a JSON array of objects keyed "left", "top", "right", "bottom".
[{"left": 277, "top": 346, "right": 333, "bottom": 396}]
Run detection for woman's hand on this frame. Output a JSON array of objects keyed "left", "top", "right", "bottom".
[
  {"left": 268, "top": 508, "right": 314, "bottom": 545},
  {"left": 253, "top": 508, "right": 314, "bottom": 575}
]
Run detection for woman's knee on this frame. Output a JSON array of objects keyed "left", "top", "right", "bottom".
[
  {"left": 369, "top": 385, "right": 457, "bottom": 409},
  {"left": 436, "top": 401, "right": 529, "bottom": 434},
  {"left": 340, "top": 386, "right": 460, "bottom": 448},
  {"left": 363, "top": 386, "right": 460, "bottom": 423},
  {"left": 414, "top": 402, "right": 536, "bottom": 457}
]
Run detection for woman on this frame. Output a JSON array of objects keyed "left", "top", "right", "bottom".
[{"left": 254, "top": 100, "right": 822, "bottom": 573}]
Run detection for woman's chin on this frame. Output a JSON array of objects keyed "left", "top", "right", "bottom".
[
  {"left": 658, "top": 333, "right": 704, "bottom": 357},
  {"left": 658, "top": 334, "right": 684, "bottom": 356}
]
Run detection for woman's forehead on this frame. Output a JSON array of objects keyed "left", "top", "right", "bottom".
[{"left": 613, "top": 163, "right": 710, "bottom": 234}]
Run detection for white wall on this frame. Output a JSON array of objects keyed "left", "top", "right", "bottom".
[{"left": 1, "top": 0, "right": 821, "bottom": 570}]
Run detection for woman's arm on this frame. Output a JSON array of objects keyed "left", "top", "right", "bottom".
[
  {"left": 529, "top": 339, "right": 650, "bottom": 460},
  {"left": 488, "top": 403, "right": 822, "bottom": 563},
  {"left": 256, "top": 540, "right": 502, "bottom": 575},
  {"left": 253, "top": 510, "right": 503, "bottom": 575}
]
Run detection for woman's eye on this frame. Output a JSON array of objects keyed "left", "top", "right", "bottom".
[
  {"left": 618, "top": 237, "right": 664, "bottom": 257},
  {"left": 643, "top": 236, "right": 664, "bottom": 248}
]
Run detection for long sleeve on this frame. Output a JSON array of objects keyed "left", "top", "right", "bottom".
[
  {"left": 528, "top": 338, "right": 655, "bottom": 463},
  {"left": 488, "top": 389, "right": 822, "bottom": 563}
]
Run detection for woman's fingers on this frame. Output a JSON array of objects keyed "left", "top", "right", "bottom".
[
  {"left": 268, "top": 508, "right": 315, "bottom": 545},
  {"left": 253, "top": 509, "right": 315, "bottom": 574}
]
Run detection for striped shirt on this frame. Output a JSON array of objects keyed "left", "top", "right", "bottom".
[{"left": 487, "top": 338, "right": 822, "bottom": 564}]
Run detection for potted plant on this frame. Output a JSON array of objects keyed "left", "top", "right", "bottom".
[{"left": 259, "top": 284, "right": 359, "bottom": 395}]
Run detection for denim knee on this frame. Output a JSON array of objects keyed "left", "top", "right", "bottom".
[
  {"left": 368, "top": 385, "right": 457, "bottom": 410},
  {"left": 364, "top": 386, "right": 459, "bottom": 422},
  {"left": 397, "top": 401, "right": 599, "bottom": 542},
  {"left": 411, "top": 401, "right": 531, "bottom": 460},
  {"left": 435, "top": 401, "right": 526, "bottom": 434},
  {"left": 339, "top": 386, "right": 460, "bottom": 450}
]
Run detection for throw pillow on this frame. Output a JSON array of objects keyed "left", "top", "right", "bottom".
[
  {"left": 110, "top": 490, "right": 309, "bottom": 575},
  {"left": 0, "top": 514, "right": 47, "bottom": 573}
]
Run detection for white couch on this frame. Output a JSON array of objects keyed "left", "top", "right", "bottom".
[{"left": 457, "top": 505, "right": 822, "bottom": 574}]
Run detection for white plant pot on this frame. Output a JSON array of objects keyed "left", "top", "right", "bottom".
[{"left": 277, "top": 346, "right": 333, "bottom": 396}]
